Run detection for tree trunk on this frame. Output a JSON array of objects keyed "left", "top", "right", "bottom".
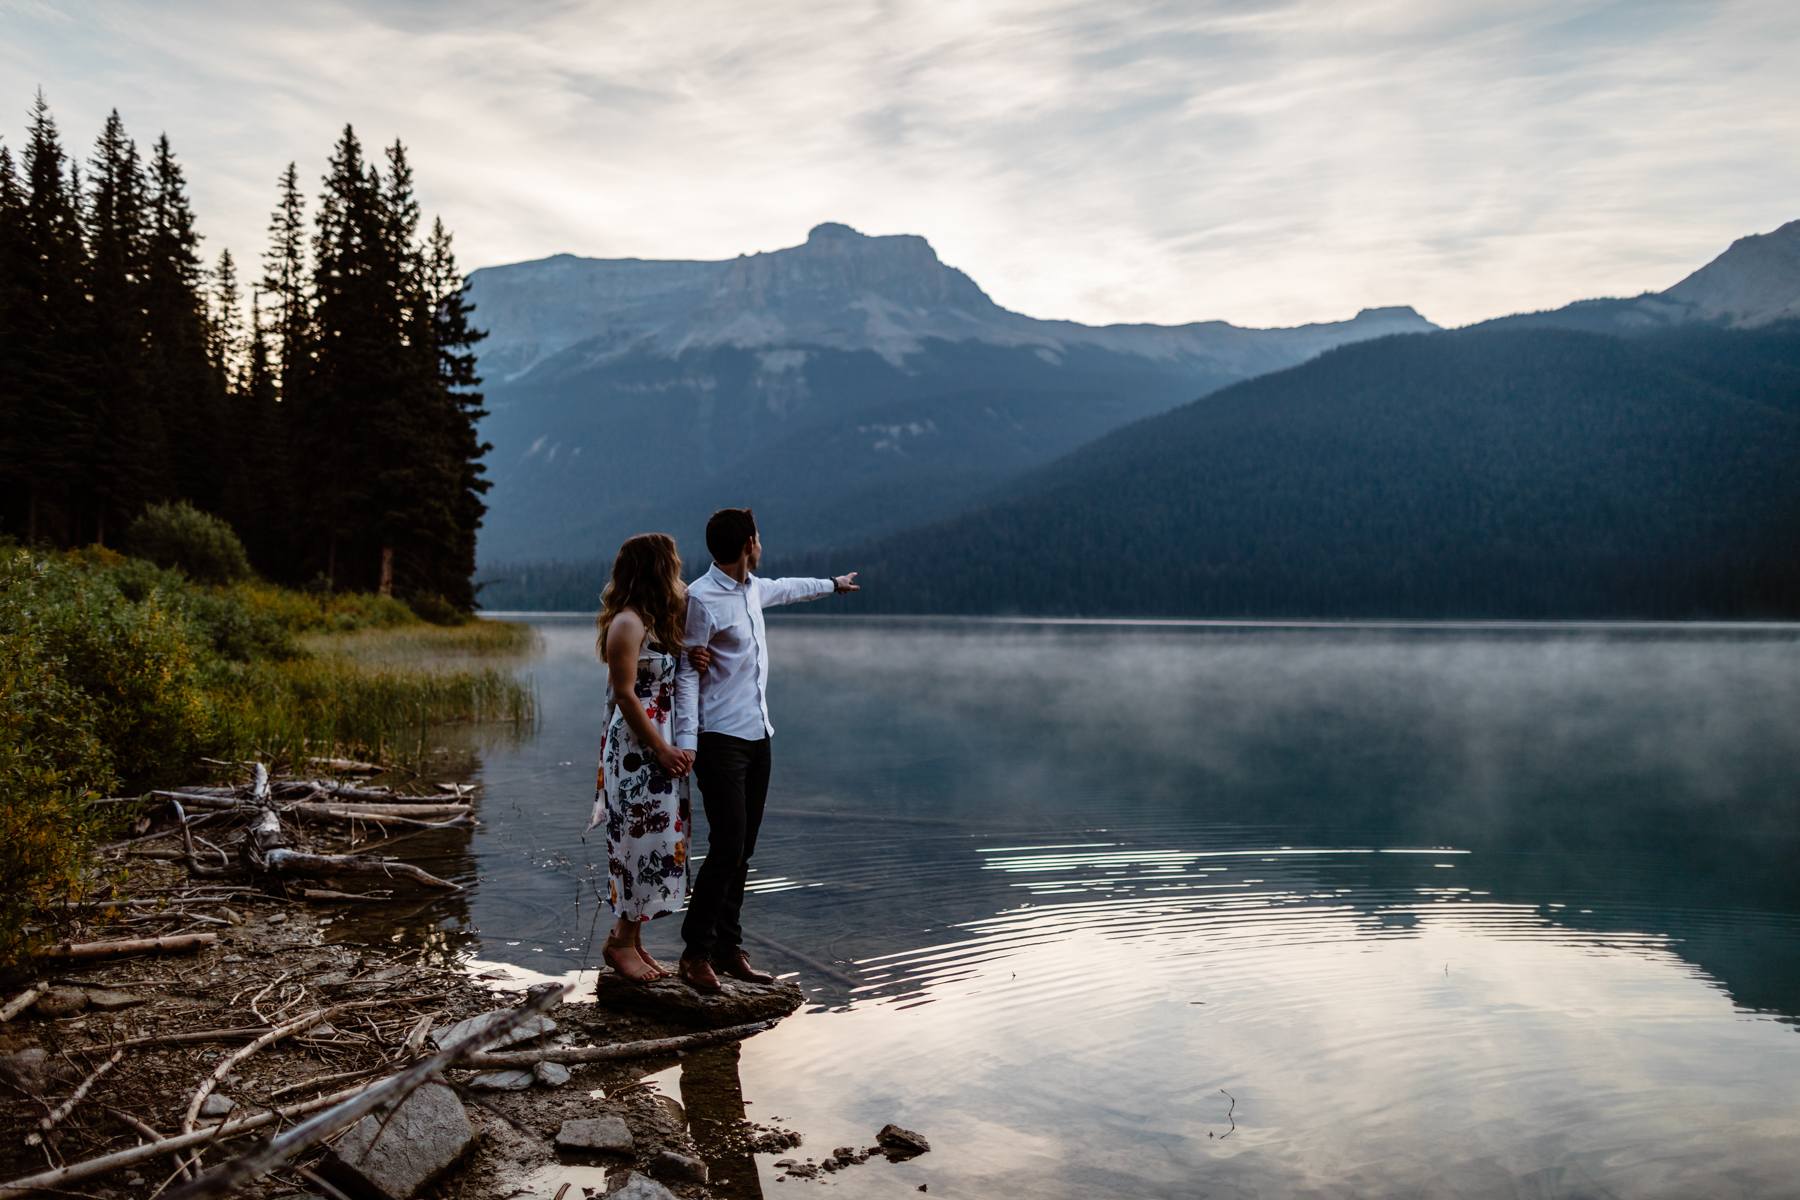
[{"left": 378, "top": 544, "right": 394, "bottom": 596}]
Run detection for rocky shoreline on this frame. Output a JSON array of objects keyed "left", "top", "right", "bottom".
[{"left": 0, "top": 773, "right": 930, "bottom": 1199}]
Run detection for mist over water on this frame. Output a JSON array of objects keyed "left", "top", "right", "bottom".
[{"left": 377, "top": 616, "right": 1800, "bottom": 1199}]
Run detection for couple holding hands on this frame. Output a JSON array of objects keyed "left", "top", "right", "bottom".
[{"left": 587, "top": 507, "right": 859, "bottom": 994}]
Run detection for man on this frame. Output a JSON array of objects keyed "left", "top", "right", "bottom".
[{"left": 672, "top": 507, "right": 859, "bottom": 993}]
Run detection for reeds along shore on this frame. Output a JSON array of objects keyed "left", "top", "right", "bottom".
[{"left": 0, "top": 540, "right": 537, "bottom": 967}]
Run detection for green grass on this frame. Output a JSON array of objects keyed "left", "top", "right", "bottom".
[{"left": 0, "top": 539, "right": 537, "bottom": 964}]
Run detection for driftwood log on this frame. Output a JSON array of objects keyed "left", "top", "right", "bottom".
[
  {"left": 35, "top": 933, "right": 219, "bottom": 961},
  {"left": 460, "top": 1020, "right": 778, "bottom": 1067}
]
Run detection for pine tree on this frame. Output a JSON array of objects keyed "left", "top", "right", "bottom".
[
  {"left": 260, "top": 162, "right": 310, "bottom": 403},
  {"left": 421, "top": 217, "right": 491, "bottom": 610},
  {"left": 0, "top": 139, "right": 27, "bottom": 540},
  {"left": 306, "top": 125, "right": 389, "bottom": 588},
  {"left": 84, "top": 108, "right": 163, "bottom": 543},
  {"left": 208, "top": 248, "right": 245, "bottom": 386},
  {"left": 7, "top": 92, "right": 91, "bottom": 544},
  {"left": 143, "top": 132, "right": 222, "bottom": 514},
  {"left": 365, "top": 139, "right": 433, "bottom": 597}
]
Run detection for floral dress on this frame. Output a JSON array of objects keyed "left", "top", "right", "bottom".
[{"left": 587, "top": 639, "right": 692, "bottom": 921}]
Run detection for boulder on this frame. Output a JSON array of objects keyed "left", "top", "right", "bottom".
[
  {"left": 467, "top": 1068, "right": 535, "bottom": 1091},
  {"left": 877, "top": 1124, "right": 931, "bottom": 1159},
  {"left": 326, "top": 1082, "right": 473, "bottom": 1200},
  {"left": 81, "top": 988, "right": 145, "bottom": 1011},
  {"left": 604, "top": 1174, "right": 678, "bottom": 1200},
  {"left": 589, "top": 974, "right": 803, "bottom": 1029},
  {"left": 648, "top": 1149, "right": 707, "bottom": 1184},
  {"left": 0, "top": 1048, "right": 53, "bottom": 1095},
  {"left": 32, "top": 987, "right": 89, "bottom": 1018},
  {"left": 431, "top": 1009, "right": 556, "bottom": 1051},
  {"left": 555, "top": 1115, "right": 634, "bottom": 1155}
]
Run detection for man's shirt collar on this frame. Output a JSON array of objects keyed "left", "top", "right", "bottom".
[{"left": 704, "top": 563, "right": 749, "bottom": 592}]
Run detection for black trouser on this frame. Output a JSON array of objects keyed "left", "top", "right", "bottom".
[{"left": 681, "top": 732, "right": 771, "bottom": 961}]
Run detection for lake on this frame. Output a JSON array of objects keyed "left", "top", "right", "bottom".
[{"left": 352, "top": 615, "right": 1800, "bottom": 1199}]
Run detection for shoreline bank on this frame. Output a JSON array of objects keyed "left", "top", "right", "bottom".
[{"left": 0, "top": 771, "right": 818, "bottom": 1200}]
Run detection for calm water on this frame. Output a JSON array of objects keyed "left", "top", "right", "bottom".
[{"left": 350, "top": 616, "right": 1800, "bottom": 1199}]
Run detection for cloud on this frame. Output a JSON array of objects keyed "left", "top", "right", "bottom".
[{"left": 3, "top": 0, "right": 1797, "bottom": 327}]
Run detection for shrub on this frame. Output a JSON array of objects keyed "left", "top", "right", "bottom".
[
  {"left": 406, "top": 591, "right": 468, "bottom": 626},
  {"left": 0, "top": 554, "right": 120, "bottom": 963},
  {"left": 124, "top": 501, "right": 253, "bottom": 585},
  {"left": 7, "top": 548, "right": 211, "bottom": 790}
]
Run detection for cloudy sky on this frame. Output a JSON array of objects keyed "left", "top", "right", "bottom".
[{"left": 4, "top": 0, "right": 1797, "bottom": 328}]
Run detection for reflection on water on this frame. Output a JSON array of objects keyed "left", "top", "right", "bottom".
[{"left": 409, "top": 617, "right": 1800, "bottom": 1197}]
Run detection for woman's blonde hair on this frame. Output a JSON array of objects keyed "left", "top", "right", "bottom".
[{"left": 595, "top": 533, "right": 687, "bottom": 662}]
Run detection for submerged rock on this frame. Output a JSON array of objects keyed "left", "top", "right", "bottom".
[
  {"left": 326, "top": 1082, "right": 473, "bottom": 1199},
  {"left": 589, "top": 974, "right": 803, "bottom": 1028},
  {"left": 555, "top": 1115, "right": 634, "bottom": 1155}
]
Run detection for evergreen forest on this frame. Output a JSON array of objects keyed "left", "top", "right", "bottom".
[{"left": 0, "top": 92, "right": 491, "bottom": 609}]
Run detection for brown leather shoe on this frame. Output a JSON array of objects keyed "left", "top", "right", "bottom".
[
  {"left": 712, "top": 949, "right": 775, "bottom": 984},
  {"left": 678, "top": 955, "right": 722, "bottom": 995}
]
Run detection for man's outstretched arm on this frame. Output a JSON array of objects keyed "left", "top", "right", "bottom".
[{"left": 762, "top": 572, "right": 861, "bottom": 607}]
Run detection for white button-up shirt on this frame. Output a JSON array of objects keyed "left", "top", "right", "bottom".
[{"left": 673, "top": 564, "right": 835, "bottom": 748}]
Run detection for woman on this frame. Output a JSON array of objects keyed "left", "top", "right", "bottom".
[{"left": 588, "top": 533, "right": 711, "bottom": 982}]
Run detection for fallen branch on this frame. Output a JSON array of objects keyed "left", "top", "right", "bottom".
[
  {"left": 262, "top": 848, "right": 460, "bottom": 891},
  {"left": 286, "top": 804, "right": 474, "bottom": 830},
  {"left": 83, "top": 1025, "right": 273, "bottom": 1051},
  {"left": 180, "top": 1002, "right": 381, "bottom": 1169},
  {"left": 26, "top": 1048, "right": 124, "bottom": 1145},
  {"left": 305, "top": 757, "right": 384, "bottom": 775},
  {"left": 291, "top": 801, "right": 471, "bottom": 819},
  {"left": 264, "top": 1064, "right": 387, "bottom": 1102},
  {"left": 1, "top": 987, "right": 44, "bottom": 1023},
  {"left": 0, "top": 1080, "right": 370, "bottom": 1196},
  {"left": 462, "top": 1019, "right": 775, "bottom": 1067},
  {"left": 35, "top": 933, "right": 218, "bottom": 961}
]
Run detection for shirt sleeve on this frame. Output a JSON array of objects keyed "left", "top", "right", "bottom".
[
  {"left": 672, "top": 595, "right": 712, "bottom": 750},
  {"left": 760, "top": 576, "right": 836, "bottom": 607}
]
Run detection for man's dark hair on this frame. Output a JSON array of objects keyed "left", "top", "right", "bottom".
[{"left": 705, "top": 507, "right": 758, "bottom": 564}]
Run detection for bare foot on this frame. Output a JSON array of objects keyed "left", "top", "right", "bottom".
[
  {"left": 634, "top": 946, "right": 670, "bottom": 978},
  {"left": 604, "top": 941, "right": 661, "bottom": 983}
]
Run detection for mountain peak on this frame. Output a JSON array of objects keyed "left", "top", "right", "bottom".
[
  {"left": 1663, "top": 218, "right": 1800, "bottom": 327},
  {"left": 807, "top": 221, "right": 863, "bottom": 242}
]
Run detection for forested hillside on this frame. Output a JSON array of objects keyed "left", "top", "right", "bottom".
[
  {"left": 0, "top": 93, "right": 490, "bottom": 608},
  {"left": 796, "top": 324, "right": 1800, "bottom": 619}
]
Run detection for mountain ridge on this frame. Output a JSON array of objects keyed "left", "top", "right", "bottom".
[
  {"left": 465, "top": 222, "right": 1437, "bottom": 565},
  {"left": 777, "top": 321, "right": 1800, "bottom": 619},
  {"left": 467, "top": 221, "right": 1436, "bottom": 380}
]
